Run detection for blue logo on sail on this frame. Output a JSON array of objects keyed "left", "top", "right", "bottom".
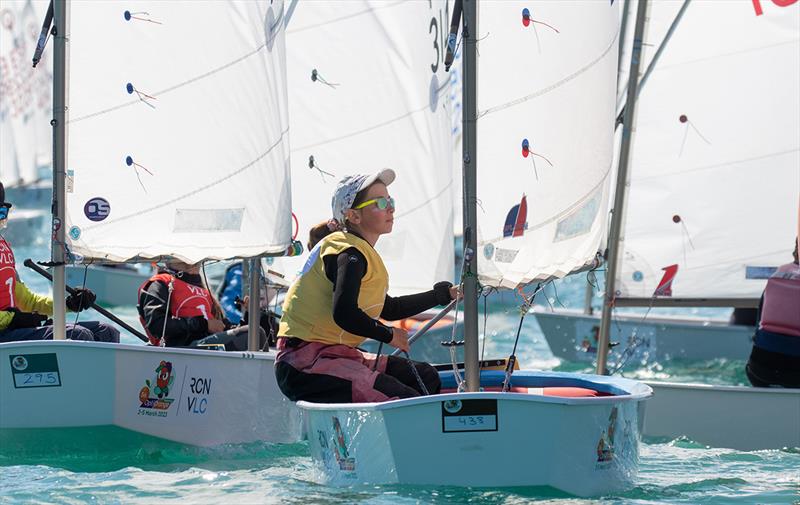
[{"left": 84, "top": 197, "right": 110, "bottom": 222}]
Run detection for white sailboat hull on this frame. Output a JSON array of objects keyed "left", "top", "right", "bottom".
[
  {"left": 0, "top": 341, "right": 301, "bottom": 448},
  {"left": 534, "top": 309, "right": 753, "bottom": 364},
  {"left": 300, "top": 371, "right": 651, "bottom": 497},
  {"left": 642, "top": 381, "right": 800, "bottom": 451},
  {"left": 65, "top": 265, "right": 152, "bottom": 307},
  {"left": 3, "top": 208, "right": 48, "bottom": 247}
]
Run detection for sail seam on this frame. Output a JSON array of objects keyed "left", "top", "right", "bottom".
[
  {"left": 69, "top": 44, "right": 268, "bottom": 124},
  {"left": 286, "top": 1, "right": 405, "bottom": 34},
  {"left": 394, "top": 178, "right": 453, "bottom": 219},
  {"left": 642, "top": 38, "right": 800, "bottom": 74},
  {"left": 292, "top": 76, "right": 453, "bottom": 152},
  {"left": 632, "top": 147, "right": 800, "bottom": 181},
  {"left": 477, "top": 30, "right": 618, "bottom": 119}
]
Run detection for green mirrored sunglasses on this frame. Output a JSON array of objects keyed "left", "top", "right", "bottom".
[{"left": 353, "top": 196, "right": 395, "bottom": 210}]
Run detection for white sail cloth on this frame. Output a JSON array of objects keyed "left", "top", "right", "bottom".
[
  {"left": 476, "top": 1, "right": 619, "bottom": 289},
  {"left": 0, "top": 0, "right": 52, "bottom": 185},
  {"left": 64, "top": 0, "right": 291, "bottom": 263},
  {"left": 275, "top": 0, "right": 455, "bottom": 296},
  {"left": 616, "top": 1, "right": 800, "bottom": 300}
]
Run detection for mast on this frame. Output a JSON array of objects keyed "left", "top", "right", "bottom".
[
  {"left": 247, "top": 258, "right": 261, "bottom": 351},
  {"left": 596, "top": 0, "right": 649, "bottom": 375},
  {"left": 51, "top": 0, "right": 68, "bottom": 340},
  {"left": 462, "top": 0, "right": 479, "bottom": 391}
]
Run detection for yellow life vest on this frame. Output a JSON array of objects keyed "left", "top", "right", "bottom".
[{"left": 278, "top": 231, "right": 389, "bottom": 347}]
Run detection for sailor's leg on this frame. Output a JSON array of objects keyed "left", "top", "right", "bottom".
[
  {"left": 0, "top": 326, "right": 55, "bottom": 342},
  {"left": 69, "top": 321, "right": 121, "bottom": 343},
  {"left": 192, "top": 326, "right": 266, "bottom": 351},
  {"left": 383, "top": 356, "right": 441, "bottom": 395}
]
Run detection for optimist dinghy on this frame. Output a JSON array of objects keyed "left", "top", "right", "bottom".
[
  {"left": 301, "top": 370, "right": 651, "bottom": 496},
  {"left": 298, "top": 0, "right": 653, "bottom": 496}
]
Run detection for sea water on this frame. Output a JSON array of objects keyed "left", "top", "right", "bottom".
[{"left": 1, "top": 242, "right": 798, "bottom": 504}]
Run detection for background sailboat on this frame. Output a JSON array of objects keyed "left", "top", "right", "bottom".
[
  {"left": 0, "top": 0, "right": 52, "bottom": 244},
  {"left": 1, "top": 0, "right": 302, "bottom": 449},
  {"left": 536, "top": 0, "right": 799, "bottom": 369},
  {"left": 572, "top": 0, "right": 799, "bottom": 450},
  {"left": 618, "top": 0, "right": 800, "bottom": 451}
]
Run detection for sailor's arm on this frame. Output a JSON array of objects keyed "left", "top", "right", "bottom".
[{"left": 13, "top": 280, "right": 54, "bottom": 316}]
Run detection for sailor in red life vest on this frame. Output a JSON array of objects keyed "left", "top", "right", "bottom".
[
  {"left": 0, "top": 183, "right": 120, "bottom": 343},
  {"left": 746, "top": 240, "right": 800, "bottom": 388},
  {"left": 137, "top": 259, "right": 266, "bottom": 351}
]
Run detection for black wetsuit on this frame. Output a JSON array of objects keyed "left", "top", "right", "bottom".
[{"left": 276, "top": 237, "right": 452, "bottom": 402}]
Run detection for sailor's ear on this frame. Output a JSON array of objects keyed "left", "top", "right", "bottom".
[{"left": 344, "top": 208, "right": 361, "bottom": 224}]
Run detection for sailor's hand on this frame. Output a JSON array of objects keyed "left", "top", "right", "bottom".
[
  {"left": 7, "top": 311, "right": 48, "bottom": 330},
  {"left": 449, "top": 284, "right": 462, "bottom": 301},
  {"left": 389, "top": 327, "right": 410, "bottom": 353},
  {"left": 207, "top": 318, "right": 226, "bottom": 334},
  {"left": 65, "top": 288, "right": 96, "bottom": 312},
  {"left": 434, "top": 281, "right": 459, "bottom": 305}
]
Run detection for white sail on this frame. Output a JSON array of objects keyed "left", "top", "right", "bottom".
[
  {"left": 476, "top": 1, "right": 619, "bottom": 289},
  {"left": 0, "top": 0, "right": 52, "bottom": 185},
  {"left": 616, "top": 1, "right": 800, "bottom": 300},
  {"left": 63, "top": 0, "right": 291, "bottom": 263},
  {"left": 276, "top": 0, "right": 455, "bottom": 295}
]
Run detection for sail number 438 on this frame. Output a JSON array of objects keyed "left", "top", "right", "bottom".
[{"left": 443, "top": 415, "right": 497, "bottom": 432}]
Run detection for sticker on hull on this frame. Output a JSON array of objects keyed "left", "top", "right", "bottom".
[{"left": 9, "top": 353, "right": 61, "bottom": 388}]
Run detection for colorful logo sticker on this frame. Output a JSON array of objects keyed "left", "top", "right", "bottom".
[
  {"left": 84, "top": 197, "right": 111, "bottom": 222},
  {"left": 11, "top": 355, "right": 28, "bottom": 371},
  {"left": 68, "top": 226, "right": 81, "bottom": 240},
  {"left": 653, "top": 264, "right": 678, "bottom": 297},
  {"left": 580, "top": 325, "right": 600, "bottom": 354},
  {"left": 596, "top": 406, "right": 618, "bottom": 464},
  {"left": 332, "top": 416, "right": 356, "bottom": 472},
  {"left": 137, "top": 360, "right": 175, "bottom": 417},
  {"left": 503, "top": 195, "right": 528, "bottom": 238},
  {"left": 483, "top": 243, "right": 495, "bottom": 260},
  {"left": 443, "top": 399, "right": 462, "bottom": 414}
]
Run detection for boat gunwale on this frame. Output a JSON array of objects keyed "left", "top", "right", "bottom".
[
  {"left": 645, "top": 380, "right": 800, "bottom": 395},
  {"left": 0, "top": 339, "right": 279, "bottom": 361},
  {"left": 532, "top": 307, "right": 753, "bottom": 329},
  {"left": 298, "top": 370, "right": 653, "bottom": 412}
]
